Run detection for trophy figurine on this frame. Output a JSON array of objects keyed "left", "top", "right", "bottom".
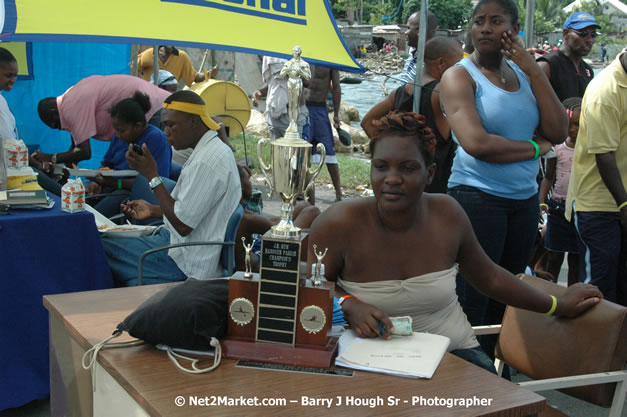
[
  {"left": 257, "top": 46, "right": 326, "bottom": 239},
  {"left": 242, "top": 237, "right": 254, "bottom": 279},
  {"left": 311, "top": 244, "right": 328, "bottom": 286}
]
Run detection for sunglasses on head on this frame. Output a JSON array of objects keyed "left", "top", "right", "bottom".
[{"left": 571, "top": 29, "right": 598, "bottom": 38}]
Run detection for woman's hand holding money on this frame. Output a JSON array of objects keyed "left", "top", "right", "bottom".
[{"left": 341, "top": 297, "right": 394, "bottom": 339}]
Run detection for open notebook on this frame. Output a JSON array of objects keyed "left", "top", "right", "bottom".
[{"left": 335, "top": 330, "right": 450, "bottom": 379}]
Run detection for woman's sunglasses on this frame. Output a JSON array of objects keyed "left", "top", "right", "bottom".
[{"left": 571, "top": 29, "right": 598, "bottom": 39}]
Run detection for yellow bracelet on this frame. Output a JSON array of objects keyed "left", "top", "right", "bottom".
[
  {"left": 619, "top": 201, "right": 627, "bottom": 210},
  {"left": 540, "top": 203, "right": 548, "bottom": 209},
  {"left": 544, "top": 295, "right": 558, "bottom": 316}
]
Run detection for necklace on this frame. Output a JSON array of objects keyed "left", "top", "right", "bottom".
[{"left": 472, "top": 54, "right": 506, "bottom": 84}]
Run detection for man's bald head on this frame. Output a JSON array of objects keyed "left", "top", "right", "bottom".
[
  {"left": 424, "top": 37, "right": 463, "bottom": 80},
  {"left": 407, "top": 11, "right": 438, "bottom": 48},
  {"left": 424, "top": 37, "right": 462, "bottom": 62},
  {"left": 38, "top": 97, "right": 61, "bottom": 129}
]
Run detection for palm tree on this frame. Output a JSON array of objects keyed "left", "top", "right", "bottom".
[{"left": 517, "top": 0, "right": 565, "bottom": 34}]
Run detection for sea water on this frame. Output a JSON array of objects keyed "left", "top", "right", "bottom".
[
  {"left": 343, "top": 67, "right": 606, "bottom": 128},
  {"left": 342, "top": 75, "right": 403, "bottom": 127}
]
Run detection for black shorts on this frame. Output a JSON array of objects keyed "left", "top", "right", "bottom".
[{"left": 544, "top": 199, "right": 579, "bottom": 253}]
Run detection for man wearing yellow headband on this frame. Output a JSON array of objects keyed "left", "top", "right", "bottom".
[{"left": 101, "top": 90, "right": 241, "bottom": 286}]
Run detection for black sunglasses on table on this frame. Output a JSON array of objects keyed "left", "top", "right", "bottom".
[{"left": 571, "top": 29, "right": 598, "bottom": 38}]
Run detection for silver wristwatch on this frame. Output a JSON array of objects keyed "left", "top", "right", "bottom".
[{"left": 148, "top": 176, "right": 163, "bottom": 191}]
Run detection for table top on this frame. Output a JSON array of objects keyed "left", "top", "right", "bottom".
[
  {"left": 1, "top": 193, "right": 71, "bottom": 220},
  {"left": 44, "top": 285, "right": 546, "bottom": 417}
]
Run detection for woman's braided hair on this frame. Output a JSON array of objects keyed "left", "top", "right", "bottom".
[{"left": 370, "top": 111, "right": 437, "bottom": 165}]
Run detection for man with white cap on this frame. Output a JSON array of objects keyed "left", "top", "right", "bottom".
[
  {"left": 537, "top": 11, "right": 601, "bottom": 101},
  {"left": 101, "top": 90, "right": 241, "bottom": 286},
  {"left": 252, "top": 55, "right": 309, "bottom": 140},
  {"left": 151, "top": 69, "right": 179, "bottom": 93}
]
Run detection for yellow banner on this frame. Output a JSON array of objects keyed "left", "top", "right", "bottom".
[
  {"left": 1, "top": 0, "right": 363, "bottom": 73},
  {"left": 0, "top": 41, "right": 32, "bottom": 78}
]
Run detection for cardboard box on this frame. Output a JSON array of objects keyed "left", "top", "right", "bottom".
[{"left": 61, "top": 178, "right": 85, "bottom": 213}]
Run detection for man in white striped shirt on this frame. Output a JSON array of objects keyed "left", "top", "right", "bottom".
[
  {"left": 102, "top": 90, "right": 241, "bottom": 285},
  {"left": 399, "top": 11, "right": 438, "bottom": 85}
]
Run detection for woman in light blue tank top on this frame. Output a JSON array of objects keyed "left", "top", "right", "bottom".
[{"left": 440, "top": 0, "right": 568, "bottom": 366}]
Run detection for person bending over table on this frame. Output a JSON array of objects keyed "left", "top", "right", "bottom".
[
  {"left": 306, "top": 112, "right": 601, "bottom": 372},
  {"left": 439, "top": 0, "right": 568, "bottom": 366},
  {"left": 85, "top": 92, "right": 171, "bottom": 218},
  {"left": 33, "top": 74, "right": 170, "bottom": 194},
  {"left": 101, "top": 91, "right": 241, "bottom": 286}
]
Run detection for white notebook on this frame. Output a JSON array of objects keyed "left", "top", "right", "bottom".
[{"left": 335, "top": 330, "right": 450, "bottom": 379}]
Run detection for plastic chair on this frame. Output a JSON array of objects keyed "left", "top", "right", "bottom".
[
  {"left": 170, "top": 162, "right": 182, "bottom": 182},
  {"left": 136, "top": 203, "right": 244, "bottom": 285},
  {"left": 473, "top": 274, "right": 627, "bottom": 417}
]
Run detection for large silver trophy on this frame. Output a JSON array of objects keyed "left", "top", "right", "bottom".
[
  {"left": 258, "top": 46, "right": 326, "bottom": 239},
  {"left": 223, "top": 47, "right": 335, "bottom": 364}
]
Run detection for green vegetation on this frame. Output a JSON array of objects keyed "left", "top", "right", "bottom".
[
  {"left": 518, "top": 0, "right": 566, "bottom": 34},
  {"left": 331, "top": 0, "right": 473, "bottom": 29},
  {"left": 332, "top": 0, "right": 623, "bottom": 36},
  {"left": 402, "top": 0, "right": 473, "bottom": 29},
  {"left": 230, "top": 133, "right": 372, "bottom": 191},
  {"left": 517, "top": 0, "right": 619, "bottom": 40}
]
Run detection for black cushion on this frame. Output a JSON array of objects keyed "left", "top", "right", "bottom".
[{"left": 117, "top": 279, "right": 229, "bottom": 350}]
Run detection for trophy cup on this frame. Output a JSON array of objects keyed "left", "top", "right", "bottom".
[{"left": 222, "top": 47, "right": 338, "bottom": 368}]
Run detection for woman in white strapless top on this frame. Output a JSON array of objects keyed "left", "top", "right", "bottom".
[{"left": 307, "top": 112, "right": 602, "bottom": 372}]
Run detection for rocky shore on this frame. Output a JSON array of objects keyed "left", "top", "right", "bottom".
[{"left": 354, "top": 50, "right": 406, "bottom": 77}]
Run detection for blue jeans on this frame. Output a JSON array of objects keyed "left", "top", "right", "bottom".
[
  {"left": 101, "top": 228, "right": 187, "bottom": 286},
  {"left": 34, "top": 168, "right": 63, "bottom": 196},
  {"left": 448, "top": 186, "right": 539, "bottom": 364},
  {"left": 450, "top": 346, "right": 497, "bottom": 374}
]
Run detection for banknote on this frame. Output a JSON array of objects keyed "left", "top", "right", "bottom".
[{"left": 379, "top": 316, "right": 413, "bottom": 336}]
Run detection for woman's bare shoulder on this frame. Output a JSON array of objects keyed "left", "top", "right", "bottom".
[
  {"left": 441, "top": 64, "right": 475, "bottom": 92},
  {"left": 311, "top": 197, "right": 374, "bottom": 230},
  {"left": 425, "top": 193, "right": 467, "bottom": 223}
]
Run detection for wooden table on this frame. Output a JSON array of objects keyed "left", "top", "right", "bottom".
[{"left": 44, "top": 284, "right": 546, "bottom": 417}]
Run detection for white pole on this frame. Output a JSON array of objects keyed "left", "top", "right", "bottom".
[
  {"left": 412, "top": 0, "right": 428, "bottom": 112},
  {"left": 525, "top": 0, "right": 535, "bottom": 48},
  {"left": 153, "top": 46, "right": 159, "bottom": 86}
]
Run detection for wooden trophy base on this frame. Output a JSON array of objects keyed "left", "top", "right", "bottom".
[
  {"left": 224, "top": 232, "right": 337, "bottom": 368},
  {"left": 221, "top": 336, "right": 339, "bottom": 368}
]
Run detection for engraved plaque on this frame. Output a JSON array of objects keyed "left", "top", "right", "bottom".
[
  {"left": 261, "top": 240, "right": 300, "bottom": 271},
  {"left": 256, "top": 233, "right": 304, "bottom": 346}
]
